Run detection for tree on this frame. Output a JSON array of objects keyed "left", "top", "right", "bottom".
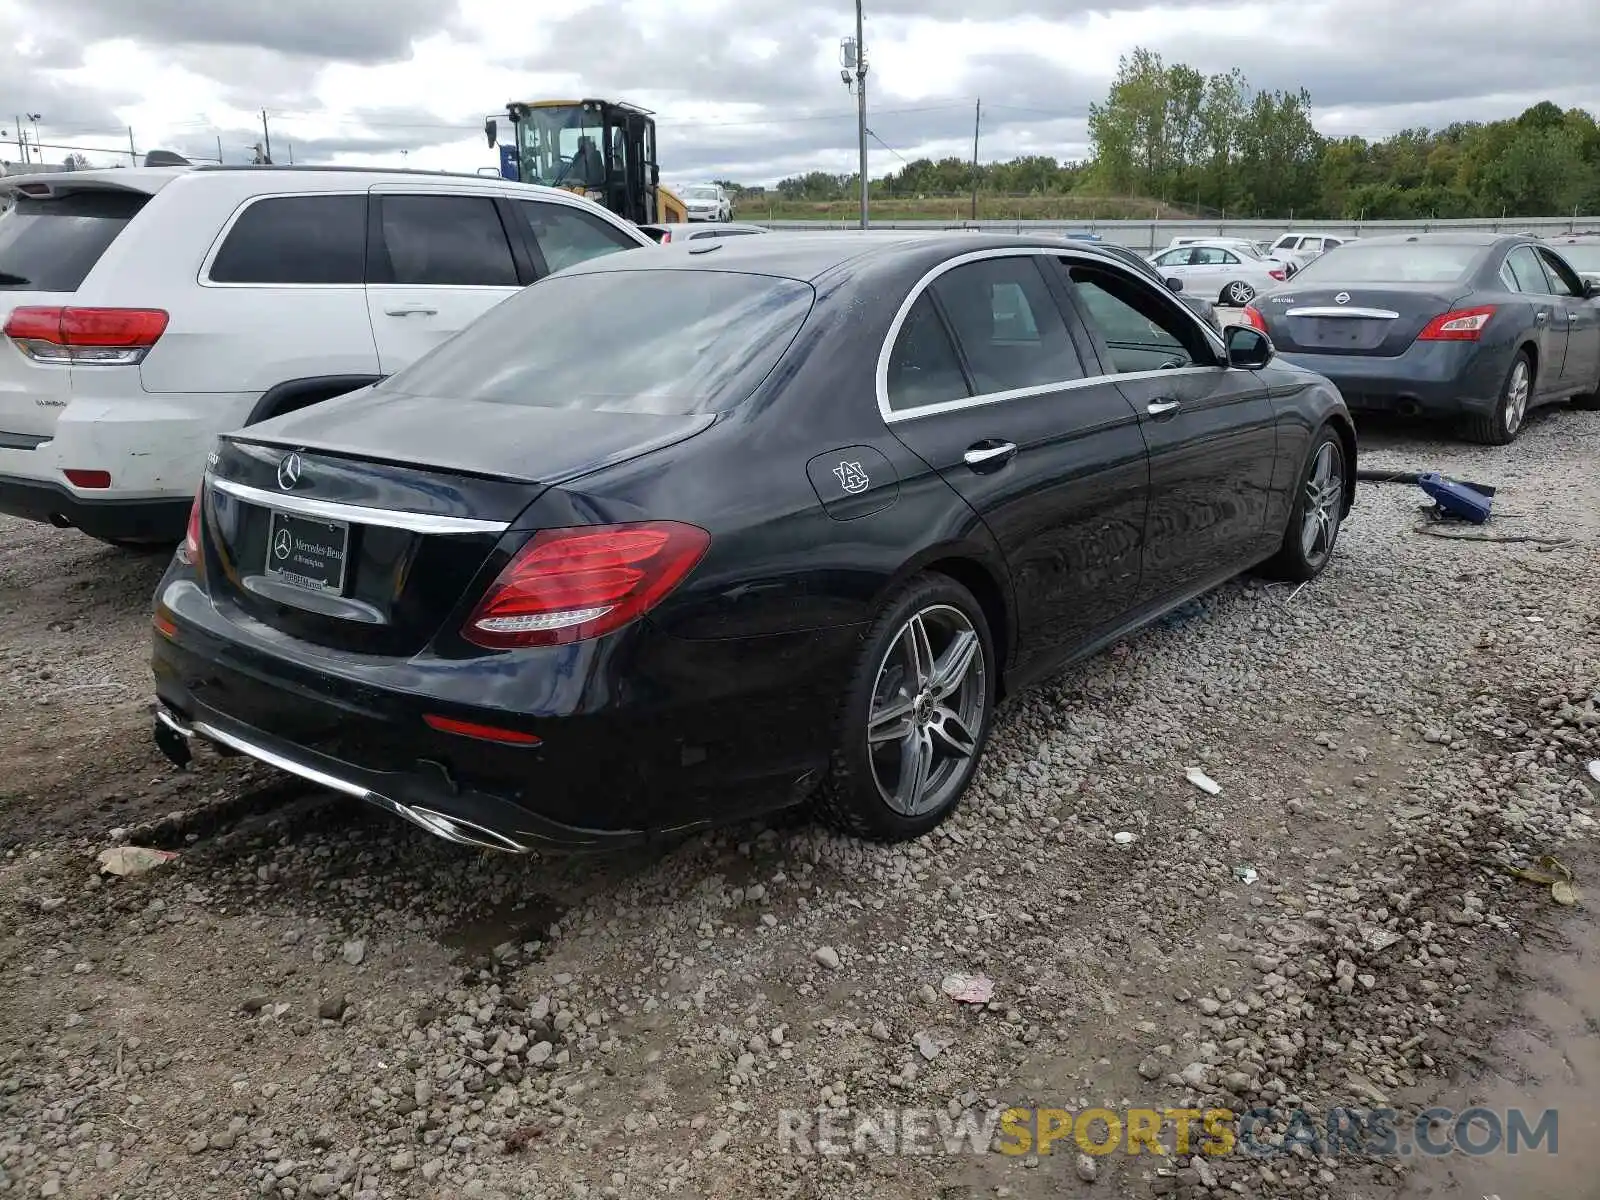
[{"left": 61, "top": 152, "right": 91, "bottom": 171}]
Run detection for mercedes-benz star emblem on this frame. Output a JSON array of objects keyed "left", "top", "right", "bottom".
[
  {"left": 1334, "top": 292, "right": 1351, "bottom": 304},
  {"left": 276, "top": 452, "right": 302, "bottom": 490},
  {"left": 272, "top": 528, "right": 293, "bottom": 561}
]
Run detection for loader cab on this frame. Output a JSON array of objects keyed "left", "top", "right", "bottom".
[{"left": 489, "top": 99, "right": 669, "bottom": 225}]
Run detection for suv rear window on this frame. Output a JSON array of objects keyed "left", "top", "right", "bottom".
[
  {"left": 379, "top": 269, "right": 815, "bottom": 415},
  {"left": 0, "top": 189, "right": 150, "bottom": 291},
  {"left": 210, "top": 195, "right": 367, "bottom": 284}
]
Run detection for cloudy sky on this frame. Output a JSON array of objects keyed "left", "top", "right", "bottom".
[{"left": 2, "top": 0, "right": 1597, "bottom": 187}]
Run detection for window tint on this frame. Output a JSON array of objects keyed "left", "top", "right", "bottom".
[
  {"left": 209, "top": 195, "right": 366, "bottom": 284},
  {"left": 0, "top": 190, "right": 149, "bottom": 292},
  {"left": 886, "top": 294, "right": 971, "bottom": 412},
  {"left": 520, "top": 201, "right": 637, "bottom": 274},
  {"left": 378, "top": 269, "right": 813, "bottom": 416},
  {"left": 1153, "top": 248, "right": 1190, "bottom": 267},
  {"left": 1504, "top": 246, "right": 1550, "bottom": 294},
  {"left": 1191, "top": 247, "right": 1226, "bottom": 265},
  {"left": 931, "top": 256, "right": 1085, "bottom": 394},
  {"left": 1535, "top": 248, "right": 1580, "bottom": 297},
  {"left": 376, "top": 195, "right": 518, "bottom": 286},
  {"left": 1274, "top": 236, "right": 1300, "bottom": 251},
  {"left": 1068, "top": 263, "right": 1211, "bottom": 374}
]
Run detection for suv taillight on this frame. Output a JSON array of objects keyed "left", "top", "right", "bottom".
[
  {"left": 463, "top": 521, "right": 709, "bottom": 649},
  {"left": 4, "top": 306, "right": 169, "bottom": 365}
]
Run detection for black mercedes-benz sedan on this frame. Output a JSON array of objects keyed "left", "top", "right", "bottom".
[
  {"left": 1242, "top": 232, "right": 1600, "bottom": 444},
  {"left": 151, "top": 233, "right": 1355, "bottom": 853}
]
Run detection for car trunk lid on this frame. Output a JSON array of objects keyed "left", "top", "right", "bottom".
[
  {"left": 1260, "top": 284, "right": 1469, "bottom": 357},
  {"left": 201, "top": 399, "right": 714, "bottom": 655}
]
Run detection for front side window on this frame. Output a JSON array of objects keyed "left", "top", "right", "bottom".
[
  {"left": 1153, "top": 248, "right": 1190, "bottom": 267},
  {"left": 378, "top": 268, "right": 814, "bottom": 416},
  {"left": 519, "top": 201, "right": 637, "bottom": 274},
  {"left": 1068, "top": 263, "right": 1211, "bottom": 374},
  {"left": 931, "top": 256, "right": 1085, "bottom": 394},
  {"left": 209, "top": 195, "right": 366, "bottom": 285},
  {"left": 375, "top": 195, "right": 518, "bottom": 287}
]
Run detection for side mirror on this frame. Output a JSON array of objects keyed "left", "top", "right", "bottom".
[
  {"left": 1584, "top": 278, "right": 1600, "bottom": 300},
  {"left": 1165, "top": 276, "right": 1184, "bottom": 293},
  {"left": 484, "top": 117, "right": 497, "bottom": 148},
  {"left": 1225, "top": 324, "right": 1274, "bottom": 370}
]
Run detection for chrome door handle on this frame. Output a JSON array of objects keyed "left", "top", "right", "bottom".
[
  {"left": 385, "top": 306, "right": 437, "bottom": 317},
  {"left": 1146, "top": 399, "right": 1181, "bottom": 417},
  {"left": 963, "top": 442, "right": 1016, "bottom": 466},
  {"left": 1568, "top": 312, "right": 1580, "bottom": 322},
  {"left": 1536, "top": 311, "right": 1548, "bottom": 323}
]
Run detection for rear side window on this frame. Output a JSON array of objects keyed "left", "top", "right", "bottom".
[
  {"left": 209, "top": 195, "right": 366, "bottom": 284},
  {"left": 375, "top": 195, "right": 518, "bottom": 286},
  {"left": 0, "top": 190, "right": 149, "bottom": 291},
  {"left": 518, "top": 201, "right": 637, "bottom": 274},
  {"left": 378, "top": 268, "right": 814, "bottom": 416},
  {"left": 931, "top": 256, "right": 1086, "bottom": 394},
  {"left": 887, "top": 294, "right": 971, "bottom": 412}
]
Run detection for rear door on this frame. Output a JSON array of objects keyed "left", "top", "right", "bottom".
[
  {"left": 364, "top": 190, "right": 530, "bottom": 374},
  {"left": 1057, "top": 256, "right": 1278, "bottom": 605},
  {"left": 1535, "top": 246, "right": 1600, "bottom": 390},
  {"left": 881, "top": 251, "right": 1149, "bottom": 669},
  {"left": 1503, "top": 245, "right": 1569, "bottom": 387},
  {"left": 0, "top": 185, "right": 152, "bottom": 441}
]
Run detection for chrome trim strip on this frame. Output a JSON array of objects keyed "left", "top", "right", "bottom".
[
  {"left": 209, "top": 476, "right": 509, "bottom": 535},
  {"left": 167, "top": 710, "right": 531, "bottom": 853},
  {"left": 1283, "top": 306, "right": 1399, "bottom": 319},
  {"left": 874, "top": 245, "right": 1229, "bottom": 424}
]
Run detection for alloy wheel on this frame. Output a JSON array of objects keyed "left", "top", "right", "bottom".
[
  {"left": 1227, "top": 282, "right": 1255, "bottom": 305},
  {"left": 866, "top": 604, "right": 987, "bottom": 817},
  {"left": 1504, "top": 358, "right": 1531, "bottom": 435},
  {"left": 1299, "top": 439, "right": 1345, "bottom": 568}
]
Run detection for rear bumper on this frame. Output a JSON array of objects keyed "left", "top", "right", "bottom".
[
  {"left": 1276, "top": 342, "right": 1505, "bottom": 417},
  {"left": 0, "top": 474, "right": 189, "bottom": 541},
  {"left": 150, "top": 587, "right": 867, "bottom": 852}
]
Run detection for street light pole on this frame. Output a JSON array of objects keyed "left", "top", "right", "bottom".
[{"left": 854, "top": 0, "right": 868, "bottom": 229}]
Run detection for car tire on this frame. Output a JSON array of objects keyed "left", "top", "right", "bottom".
[
  {"left": 1261, "top": 424, "right": 1347, "bottom": 583},
  {"left": 1461, "top": 350, "right": 1533, "bottom": 445},
  {"left": 814, "top": 573, "right": 997, "bottom": 842},
  {"left": 1222, "top": 281, "right": 1256, "bottom": 306}
]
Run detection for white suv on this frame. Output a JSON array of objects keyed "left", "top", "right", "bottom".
[
  {"left": 679, "top": 183, "right": 732, "bottom": 222},
  {"left": 0, "top": 165, "right": 655, "bottom": 545}
]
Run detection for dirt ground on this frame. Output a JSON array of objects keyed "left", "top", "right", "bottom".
[{"left": 1, "top": 405, "right": 1597, "bottom": 1200}]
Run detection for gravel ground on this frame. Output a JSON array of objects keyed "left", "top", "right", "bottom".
[{"left": 2, "top": 406, "right": 1597, "bottom": 1200}]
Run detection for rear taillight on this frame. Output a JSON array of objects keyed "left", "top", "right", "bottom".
[
  {"left": 1241, "top": 305, "right": 1267, "bottom": 332},
  {"left": 1416, "top": 305, "right": 1496, "bottom": 341},
  {"left": 3, "top": 306, "right": 169, "bottom": 365},
  {"left": 176, "top": 489, "right": 203, "bottom": 568},
  {"left": 463, "top": 521, "right": 710, "bottom": 648},
  {"left": 1268, "top": 268, "right": 1286, "bottom": 281}
]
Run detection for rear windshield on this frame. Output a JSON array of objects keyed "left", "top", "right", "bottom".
[
  {"left": 0, "top": 190, "right": 149, "bottom": 291},
  {"left": 379, "top": 269, "right": 815, "bottom": 415},
  {"left": 1292, "top": 242, "right": 1480, "bottom": 284},
  {"left": 1552, "top": 243, "right": 1600, "bottom": 272}
]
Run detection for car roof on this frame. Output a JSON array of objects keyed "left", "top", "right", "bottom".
[
  {"left": 0, "top": 163, "right": 584, "bottom": 202},
  {"left": 1345, "top": 231, "right": 1515, "bottom": 248},
  {"left": 560, "top": 230, "right": 1168, "bottom": 284}
]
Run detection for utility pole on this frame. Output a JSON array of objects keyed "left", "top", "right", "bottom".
[
  {"left": 854, "top": 0, "right": 868, "bottom": 229},
  {"left": 14, "top": 116, "right": 26, "bottom": 164},
  {"left": 127, "top": 126, "right": 136, "bottom": 164},
  {"left": 216, "top": 135, "right": 223, "bottom": 165},
  {"left": 287, "top": 142, "right": 294, "bottom": 165},
  {"left": 969, "top": 98, "right": 981, "bottom": 221},
  {"left": 260, "top": 109, "right": 273, "bottom": 164}
]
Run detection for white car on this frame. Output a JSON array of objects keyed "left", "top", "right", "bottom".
[
  {"left": 1148, "top": 240, "right": 1289, "bottom": 307},
  {"left": 679, "top": 183, "right": 731, "bottom": 222},
  {"left": 1266, "top": 232, "right": 1356, "bottom": 272},
  {"left": 0, "top": 164, "right": 656, "bottom": 545}
]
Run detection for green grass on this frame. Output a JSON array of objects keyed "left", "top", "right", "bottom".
[{"left": 735, "top": 194, "right": 1198, "bottom": 223}]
